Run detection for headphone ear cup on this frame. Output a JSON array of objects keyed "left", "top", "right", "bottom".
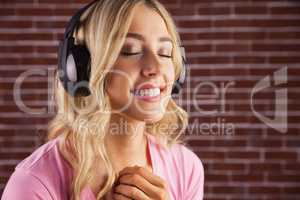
[
  {"left": 171, "top": 80, "right": 181, "bottom": 95},
  {"left": 70, "top": 45, "right": 91, "bottom": 83},
  {"left": 67, "top": 45, "right": 91, "bottom": 96},
  {"left": 58, "top": 36, "right": 91, "bottom": 97},
  {"left": 171, "top": 64, "right": 186, "bottom": 95},
  {"left": 171, "top": 47, "right": 187, "bottom": 95}
]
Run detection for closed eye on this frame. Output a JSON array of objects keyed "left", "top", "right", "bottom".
[
  {"left": 159, "top": 54, "right": 172, "bottom": 58},
  {"left": 121, "top": 52, "right": 172, "bottom": 59},
  {"left": 121, "top": 52, "right": 140, "bottom": 56}
]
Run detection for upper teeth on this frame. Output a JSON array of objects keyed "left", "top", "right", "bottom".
[{"left": 134, "top": 88, "right": 160, "bottom": 97}]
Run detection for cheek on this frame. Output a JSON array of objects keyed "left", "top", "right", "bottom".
[
  {"left": 106, "top": 74, "right": 129, "bottom": 95},
  {"left": 105, "top": 67, "right": 136, "bottom": 99},
  {"left": 105, "top": 73, "right": 132, "bottom": 110},
  {"left": 166, "top": 64, "right": 176, "bottom": 84},
  {"left": 109, "top": 60, "right": 137, "bottom": 86}
]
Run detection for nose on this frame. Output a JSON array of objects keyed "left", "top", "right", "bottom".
[{"left": 141, "top": 51, "right": 162, "bottom": 77}]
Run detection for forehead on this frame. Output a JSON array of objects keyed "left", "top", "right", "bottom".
[{"left": 128, "top": 4, "right": 170, "bottom": 38}]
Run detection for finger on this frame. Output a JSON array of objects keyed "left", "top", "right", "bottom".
[
  {"left": 118, "top": 173, "right": 161, "bottom": 198},
  {"left": 119, "top": 166, "right": 167, "bottom": 189},
  {"left": 114, "top": 183, "right": 150, "bottom": 200},
  {"left": 113, "top": 192, "right": 132, "bottom": 200}
]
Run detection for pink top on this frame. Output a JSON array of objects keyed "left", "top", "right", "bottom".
[{"left": 1, "top": 134, "right": 204, "bottom": 200}]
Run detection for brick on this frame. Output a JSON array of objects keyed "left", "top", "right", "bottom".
[
  {"left": 268, "top": 174, "right": 300, "bottom": 182},
  {"left": 248, "top": 139, "right": 283, "bottom": 147},
  {"left": 33, "top": 0, "right": 89, "bottom": 3},
  {"left": 1, "top": 82, "right": 48, "bottom": 90},
  {"left": 197, "top": 32, "right": 232, "bottom": 40},
  {"left": 233, "top": 56, "right": 266, "bottom": 64},
  {"left": 268, "top": 31, "right": 300, "bottom": 39},
  {"left": 0, "top": 57, "right": 57, "bottom": 65},
  {"left": 286, "top": 140, "right": 300, "bottom": 147},
  {"left": 0, "top": 176, "right": 10, "bottom": 185},
  {"left": 0, "top": 140, "right": 36, "bottom": 148},
  {"left": 1, "top": 0, "right": 35, "bottom": 3},
  {"left": 232, "top": 103, "right": 268, "bottom": 112},
  {"left": 271, "top": 7, "right": 300, "bottom": 15},
  {"left": 180, "top": 33, "right": 198, "bottom": 40},
  {"left": 0, "top": 20, "right": 33, "bottom": 28},
  {"left": 232, "top": 31, "right": 266, "bottom": 40},
  {"left": 0, "top": 8, "right": 14, "bottom": 16},
  {"left": 0, "top": 164, "right": 15, "bottom": 174},
  {"left": 198, "top": 7, "right": 230, "bottom": 15},
  {"left": 235, "top": 6, "right": 268, "bottom": 15},
  {"left": 211, "top": 163, "right": 245, "bottom": 171},
  {"left": 231, "top": 174, "right": 264, "bottom": 182},
  {"left": 205, "top": 174, "right": 229, "bottom": 182},
  {"left": 265, "top": 151, "right": 298, "bottom": 160},
  {"left": 157, "top": 0, "right": 180, "bottom": 5},
  {"left": 0, "top": 45, "right": 35, "bottom": 53},
  {"left": 249, "top": 163, "right": 282, "bottom": 173},
  {"left": 215, "top": 19, "right": 300, "bottom": 28},
  {"left": 15, "top": 8, "right": 51, "bottom": 16},
  {"left": 168, "top": 7, "right": 197, "bottom": 16},
  {"left": 0, "top": 129, "right": 44, "bottom": 137},
  {"left": 269, "top": 56, "right": 300, "bottom": 63},
  {"left": 35, "top": 21, "right": 67, "bottom": 29},
  {"left": 186, "top": 139, "right": 213, "bottom": 147},
  {"left": 0, "top": 152, "right": 31, "bottom": 160},
  {"left": 0, "top": 117, "right": 51, "bottom": 125},
  {"left": 180, "top": 0, "right": 212, "bottom": 4},
  {"left": 267, "top": 128, "right": 300, "bottom": 136},
  {"left": 195, "top": 151, "right": 226, "bottom": 159},
  {"left": 227, "top": 151, "right": 260, "bottom": 159},
  {"left": 1, "top": 93, "right": 48, "bottom": 101},
  {"left": 195, "top": 56, "right": 231, "bottom": 64},
  {"left": 0, "top": 33, "right": 54, "bottom": 41},
  {"left": 214, "top": 139, "right": 246, "bottom": 147},
  {"left": 283, "top": 187, "right": 300, "bottom": 194},
  {"left": 284, "top": 163, "right": 300, "bottom": 172},
  {"left": 249, "top": 186, "right": 282, "bottom": 194},
  {"left": 211, "top": 186, "right": 245, "bottom": 194},
  {"left": 178, "top": 20, "right": 211, "bottom": 28},
  {"left": 36, "top": 45, "right": 58, "bottom": 53},
  {"left": 252, "top": 44, "right": 300, "bottom": 51},
  {"left": 216, "top": 44, "right": 250, "bottom": 52},
  {"left": 54, "top": 8, "right": 81, "bottom": 16}
]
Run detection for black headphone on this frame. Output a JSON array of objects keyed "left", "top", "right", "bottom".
[{"left": 58, "top": 0, "right": 187, "bottom": 97}]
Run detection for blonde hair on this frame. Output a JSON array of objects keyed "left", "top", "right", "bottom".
[{"left": 48, "top": 0, "right": 188, "bottom": 199}]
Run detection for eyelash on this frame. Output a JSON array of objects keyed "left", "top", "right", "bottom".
[{"left": 121, "top": 52, "right": 172, "bottom": 59}]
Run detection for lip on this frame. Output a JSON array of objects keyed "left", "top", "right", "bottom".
[
  {"left": 134, "top": 93, "right": 161, "bottom": 102},
  {"left": 131, "top": 82, "right": 167, "bottom": 93},
  {"left": 135, "top": 83, "right": 159, "bottom": 90}
]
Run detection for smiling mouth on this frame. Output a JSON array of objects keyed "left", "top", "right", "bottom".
[{"left": 129, "top": 85, "right": 167, "bottom": 103}]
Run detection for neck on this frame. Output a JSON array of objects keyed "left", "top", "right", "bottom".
[{"left": 105, "top": 113, "right": 147, "bottom": 157}]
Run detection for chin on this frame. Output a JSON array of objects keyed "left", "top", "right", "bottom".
[
  {"left": 142, "top": 112, "right": 164, "bottom": 123},
  {"left": 125, "top": 110, "right": 163, "bottom": 123}
]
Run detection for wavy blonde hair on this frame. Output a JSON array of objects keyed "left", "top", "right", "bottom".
[{"left": 48, "top": 0, "right": 189, "bottom": 199}]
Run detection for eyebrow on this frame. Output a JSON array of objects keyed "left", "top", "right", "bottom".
[{"left": 126, "top": 32, "right": 173, "bottom": 44}]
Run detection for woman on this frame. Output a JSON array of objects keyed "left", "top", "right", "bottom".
[{"left": 2, "top": 0, "right": 204, "bottom": 199}]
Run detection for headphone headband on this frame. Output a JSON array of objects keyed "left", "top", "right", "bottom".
[{"left": 64, "top": 0, "right": 98, "bottom": 39}]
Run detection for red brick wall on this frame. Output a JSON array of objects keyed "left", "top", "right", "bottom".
[{"left": 0, "top": 0, "right": 299, "bottom": 199}]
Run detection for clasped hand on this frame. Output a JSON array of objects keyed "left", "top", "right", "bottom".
[{"left": 113, "top": 166, "right": 170, "bottom": 200}]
